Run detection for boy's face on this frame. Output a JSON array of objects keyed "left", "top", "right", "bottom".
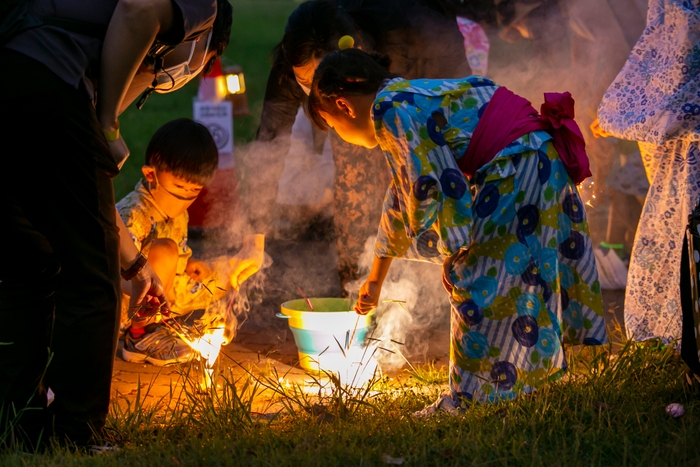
[{"left": 142, "top": 166, "right": 204, "bottom": 219}]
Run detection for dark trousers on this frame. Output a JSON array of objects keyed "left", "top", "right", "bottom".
[
  {"left": 0, "top": 50, "right": 121, "bottom": 447},
  {"left": 681, "top": 234, "right": 700, "bottom": 375}
]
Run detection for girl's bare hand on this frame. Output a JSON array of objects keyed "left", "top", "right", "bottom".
[
  {"left": 442, "top": 253, "right": 458, "bottom": 295},
  {"left": 589, "top": 118, "right": 613, "bottom": 139},
  {"left": 355, "top": 280, "right": 381, "bottom": 315}
]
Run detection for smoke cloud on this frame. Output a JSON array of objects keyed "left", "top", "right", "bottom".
[
  {"left": 185, "top": 0, "right": 649, "bottom": 364},
  {"left": 345, "top": 237, "right": 450, "bottom": 371}
]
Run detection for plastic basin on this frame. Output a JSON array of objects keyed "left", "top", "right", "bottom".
[{"left": 279, "top": 298, "right": 374, "bottom": 372}]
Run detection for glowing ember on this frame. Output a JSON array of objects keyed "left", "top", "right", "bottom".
[
  {"left": 577, "top": 179, "right": 596, "bottom": 210},
  {"left": 186, "top": 326, "right": 227, "bottom": 368}
]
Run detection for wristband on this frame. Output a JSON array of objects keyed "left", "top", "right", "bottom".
[
  {"left": 600, "top": 242, "right": 624, "bottom": 250},
  {"left": 103, "top": 127, "right": 120, "bottom": 142},
  {"left": 121, "top": 252, "right": 148, "bottom": 281}
]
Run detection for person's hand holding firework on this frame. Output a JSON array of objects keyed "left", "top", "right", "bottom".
[
  {"left": 129, "top": 261, "right": 170, "bottom": 327},
  {"left": 355, "top": 255, "right": 393, "bottom": 314},
  {"left": 130, "top": 295, "right": 166, "bottom": 329},
  {"left": 117, "top": 213, "right": 170, "bottom": 323},
  {"left": 355, "top": 280, "right": 381, "bottom": 315},
  {"left": 229, "top": 234, "right": 265, "bottom": 290}
]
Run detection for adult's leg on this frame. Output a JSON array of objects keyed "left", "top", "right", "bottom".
[
  {"left": 680, "top": 234, "right": 700, "bottom": 375},
  {"left": 0, "top": 198, "right": 57, "bottom": 448},
  {"left": 0, "top": 51, "right": 121, "bottom": 446},
  {"left": 330, "top": 133, "right": 389, "bottom": 291},
  {"left": 606, "top": 188, "right": 643, "bottom": 254}
]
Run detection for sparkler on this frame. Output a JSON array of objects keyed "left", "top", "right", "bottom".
[
  {"left": 130, "top": 280, "right": 230, "bottom": 388},
  {"left": 347, "top": 298, "right": 405, "bottom": 351},
  {"left": 297, "top": 286, "right": 314, "bottom": 311},
  {"left": 578, "top": 179, "right": 596, "bottom": 209}
]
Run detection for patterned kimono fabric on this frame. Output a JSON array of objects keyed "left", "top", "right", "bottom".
[
  {"left": 598, "top": 0, "right": 700, "bottom": 343},
  {"left": 373, "top": 77, "right": 606, "bottom": 402},
  {"left": 331, "top": 135, "right": 390, "bottom": 289}
]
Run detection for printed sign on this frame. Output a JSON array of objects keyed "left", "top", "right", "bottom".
[{"left": 193, "top": 100, "right": 234, "bottom": 169}]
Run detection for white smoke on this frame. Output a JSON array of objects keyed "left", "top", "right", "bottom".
[{"left": 345, "top": 237, "right": 450, "bottom": 371}]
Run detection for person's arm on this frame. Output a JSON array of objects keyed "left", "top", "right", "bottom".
[
  {"left": 246, "top": 58, "right": 305, "bottom": 232},
  {"left": 97, "top": 0, "right": 175, "bottom": 162},
  {"left": 255, "top": 57, "right": 304, "bottom": 143},
  {"left": 116, "top": 212, "right": 169, "bottom": 314},
  {"left": 355, "top": 255, "right": 393, "bottom": 315}
]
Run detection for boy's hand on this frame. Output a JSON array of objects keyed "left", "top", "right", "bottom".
[
  {"left": 185, "top": 260, "right": 212, "bottom": 282},
  {"left": 229, "top": 255, "right": 263, "bottom": 290},
  {"left": 229, "top": 234, "right": 265, "bottom": 290},
  {"left": 355, "top": 280, "right": 381, "bottom": 315}
]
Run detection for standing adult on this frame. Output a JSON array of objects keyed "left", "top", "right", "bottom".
[
  {"left": 250, "top": 0, "right": 471, "bottom": 290},
  {"left": 0, "top": 0, "right": 232, "bottom": 449},
  {"left": 598, "top": 0, "right": 700, "bottom": 343}
]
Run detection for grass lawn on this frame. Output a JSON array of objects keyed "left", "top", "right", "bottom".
[
  {"left": 113, "top": 0, "right": 299, "bottom": 201},
  {"left": 2, "top": 340, "right": 699, "bottom": 466}
]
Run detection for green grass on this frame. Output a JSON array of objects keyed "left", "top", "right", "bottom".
[
  {"left": 2, "top": 341, "right": 699, "bottom": 466},
  {"left": 114, "top": 0, "right": 298, "bottom": 200}
]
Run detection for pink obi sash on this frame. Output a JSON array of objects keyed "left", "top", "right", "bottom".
[{"left": 458, "top": 86, "right": 592, "bottom": 185}]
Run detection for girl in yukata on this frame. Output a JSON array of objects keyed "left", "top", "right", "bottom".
[{"left": 307, "top": 49, "right": 607, "bottom": 410}]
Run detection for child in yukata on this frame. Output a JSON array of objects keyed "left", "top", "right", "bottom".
[
  {"left": 307, "top": 49, "right": 607, "bottom": 411},
  {"left": 117, "top": 118, "right": 265, "bottom": 366}
]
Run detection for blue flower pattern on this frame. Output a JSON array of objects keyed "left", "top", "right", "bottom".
[{"left": 373, "top": 77, "right": 606, "bottom": 402}]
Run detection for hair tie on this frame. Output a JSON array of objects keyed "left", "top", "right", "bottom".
[{"left": 338, "top": 35, "right": 355, "bottom": 50}]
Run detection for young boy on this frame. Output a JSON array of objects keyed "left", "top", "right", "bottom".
[{"left": 117, "top": 118, "right": 264, "bottom": 366}]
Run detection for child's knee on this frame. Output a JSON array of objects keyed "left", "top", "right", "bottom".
[{"left": 148, "top": 238, "right": 179, "bottom": 267}]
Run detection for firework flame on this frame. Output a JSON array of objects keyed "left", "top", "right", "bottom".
[{"left": 186, "top": 326, "right": 227, "bottom": 369}]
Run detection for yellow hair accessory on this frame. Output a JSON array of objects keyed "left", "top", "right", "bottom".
[
  {"left": 103, "top": 128, "right": 120, "bottom": 142},
  {"left": 338, "top": 35, "right": 355, "bottom": 50}
]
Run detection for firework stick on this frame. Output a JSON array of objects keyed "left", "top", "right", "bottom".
[
  {"left": 348, "top": 296, "right": 396, "bottom": 350},
  {"left": 226, "top": 287, "right": 237, "bottom": 318},
  {"left": 297, "top": 286, "right": 314, "bottom": 311},
  {"left": 347, "top": 314, "right": 361, "bottom": 350},
  {"left": 167, "top": 317, "right": 192, "bottom": 340},
  {"left": 347, "top": 295, "right": 369, "bottom": 350},
  {"left": 160, "top": 318, "right": 194, "bottom": 346}
]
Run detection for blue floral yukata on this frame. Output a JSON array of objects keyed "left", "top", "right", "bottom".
[{"left": 372, "top": 77, "right": 606, "bottom": 403}]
